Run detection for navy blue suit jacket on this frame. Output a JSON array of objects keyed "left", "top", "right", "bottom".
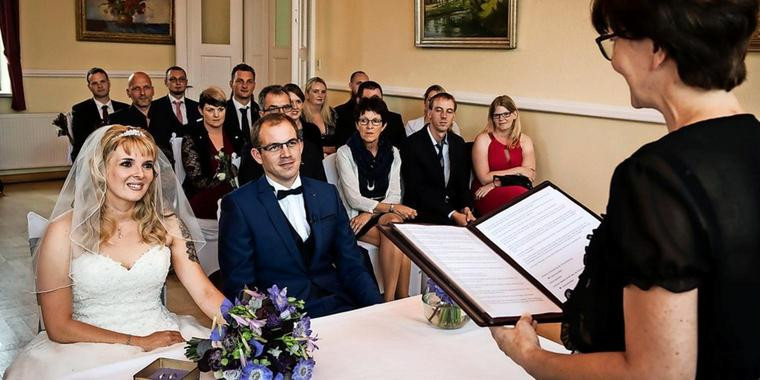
[{"left": 218, "top": 176, "right": 382, "bottom": 317}]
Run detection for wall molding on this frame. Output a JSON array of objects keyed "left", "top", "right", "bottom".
[
  {"left": 23, "top": 69, "right": 165, "bottom": 79},
  {"left": 326, "top": 81, "right": 665, "bottom": 125}
]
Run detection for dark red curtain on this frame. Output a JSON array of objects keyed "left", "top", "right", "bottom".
[{"left": 0, "top": 0, "right": 25, "bottom": 111}]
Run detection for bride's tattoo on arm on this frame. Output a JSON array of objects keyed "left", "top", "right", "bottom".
[{"left": 178, "top": 219, "right": 199, "bottom": 262}]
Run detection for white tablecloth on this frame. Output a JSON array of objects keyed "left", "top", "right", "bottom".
[{"left": 64, "top": 296, "right": 568, "bottom": 379}]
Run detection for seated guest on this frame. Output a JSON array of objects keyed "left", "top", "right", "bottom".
[
  {"left": 353, "top": 81, "right": 406, "bottom": 149},
  {"left": 4, "top": 125, "right": 224, "bottom": 379},
  {"left": 224, "top": 63, "right": 260, "bottom": 146},
  {"left": 302, "top": 77, "right": 338, "bottom": 155},
  {"left": 238, "top": 85, "right": 326, "bottom": 185},
  {"left": 151, "top": 66, "right": 201, "bottom": 138},
  {"left": 402, "top": 93, "right": 475, "bottom": 226},
  {"left": 404, "top": 84, "right": 462, "bottom": 137},
  {"left": 182, "top": 87, "right": 244, "bottom": 220},
  {"left": 109, "top": 72, "right": 172, "bottom": 160},
  {"left": 219, "top": 113, "right": 383, "bottom": 318},
  {"left": 336, "top": 97, "right": 416, "bottom": 302},
  {"left": 471, "top": 95, "right": 535, "bottom": 215},
  {"left": 334, "top": 70, "right": 369, "bottom": 145},
  {"left": 70, "top": 67, "right": 128, "bottom": 161},
  {"left": 282, "top": 83, "right": 323, "bottom": 149}
]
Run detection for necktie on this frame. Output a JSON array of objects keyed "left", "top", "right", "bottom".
[
  {"left": 435, "top": 141, "right": 444, "bottom": 168},
  {"left": 101, "top": 105, "right": 109, "bottom": 124},
  {"left": 277, "top": 186, "right": 304, "bottom": 200},
  {"left": 173, "top": 100, "right": 184, "bottom": 124},
  {"left": 240, "top": 107, "right": 250, "bottom": 132}
]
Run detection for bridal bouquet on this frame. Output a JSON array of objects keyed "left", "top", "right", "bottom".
[
  {"left": 185, "top": 285, "right": 318, "bottom": 380},
  {"left": 214, "top": 150, "right": 239, "bottom": 189}
]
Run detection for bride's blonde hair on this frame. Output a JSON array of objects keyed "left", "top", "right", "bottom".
[{"left": 86, "top": 125, "right": 168, "bottom": 247}]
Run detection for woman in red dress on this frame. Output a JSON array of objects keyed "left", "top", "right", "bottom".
[{"left": 471, "top": 95, "right": 536, "bottom": 215}]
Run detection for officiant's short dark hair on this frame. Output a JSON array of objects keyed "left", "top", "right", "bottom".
[{"left": 86, "top": 67, "right": 108, "bottom": 82}]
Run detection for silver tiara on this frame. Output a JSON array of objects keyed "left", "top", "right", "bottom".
[{"left": 118, "top": 128, "right": 145, "bottom": 138}]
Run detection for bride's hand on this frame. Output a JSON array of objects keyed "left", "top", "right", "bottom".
[{"left": 131, "top": 330, "right": 185, "bottom": 351}]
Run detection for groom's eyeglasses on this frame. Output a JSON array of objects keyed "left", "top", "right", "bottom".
[{"left": 257, "top": 138, "right": 301, "bottom": 153}]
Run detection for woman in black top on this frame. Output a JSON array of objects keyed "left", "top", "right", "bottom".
[
  {"left": 282, "top": 83, "right": 324, "bottom": 151},
  {"left": 490, "top": 1, "right": 760, "bottom": 379}
]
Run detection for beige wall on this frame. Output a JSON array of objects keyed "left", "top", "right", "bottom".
[
  {"left": 317, "top": 0, "right": 760, "bottom": 213},
  {"left": 0, "top": 0, "right": 175, "bottom": 114}
]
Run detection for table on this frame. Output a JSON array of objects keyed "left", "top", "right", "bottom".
[{"left": 63, "top": 296, "right": 568, "bottom": 379}]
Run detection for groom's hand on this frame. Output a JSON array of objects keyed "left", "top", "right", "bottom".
[{"left": 132, "top": 330, "right": 185, "bottom": 351}]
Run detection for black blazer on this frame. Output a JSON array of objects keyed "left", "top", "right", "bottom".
[
  {"left": 150, "top": 95, "right": 202, "bottom": 138},
  {"left": 70, "top": 98, "right": 128, "bottom": 161},
  {"left": 109, "top": 104, "right": 174, "bottom": 161},
  {"left": 384, "top": 111, "right": 406, "bottom": 149},
  {"left": 237, "top": 138, "right": 326, "bottom": 186},
  {"left": 401, "top": 127, "right": 472, "bottom": 225},
  {"left": 223, "top": 98, "right": 260, "bottom": 145}
]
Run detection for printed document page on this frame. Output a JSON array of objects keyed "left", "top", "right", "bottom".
[
  {"left": 475, "top": 186, "right": 600, "bottom": 303},
  {"left": 394, "top": 224, "right": 561, "bottom": 318}
]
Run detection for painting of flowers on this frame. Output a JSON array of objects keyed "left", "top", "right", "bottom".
[
  {"left": 415, "top": 0, "right": 517, "bottom": 49},
  {"left": 76, "top": 0, "right": 174, "bottom": 44}
]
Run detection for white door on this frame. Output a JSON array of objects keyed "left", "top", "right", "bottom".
[
  {"left": 176, "top": 0, "right": 244, "bottom": 100},
  {"left": 291, "top": 0, "right": 314, "bottom": 85}
]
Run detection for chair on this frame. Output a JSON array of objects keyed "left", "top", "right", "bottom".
[
  {"left": 322, "top": 154, "right": 423, "bottom": 296},
  {"left": 170, "top": 134, "right": 185, "bottom": 183}
]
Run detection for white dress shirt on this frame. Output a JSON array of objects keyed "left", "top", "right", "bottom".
[
  {"left": 93, "top": 99, "right": 115, "bottom": 122},
  {"left": 266, "top": 175, "right": 311, "bottom": 241},
  {"left": 232, "top": 97, "right": 253, "bottom": 132},
  {"left": 170, "top": 95, "right": 188, "bottom": 125},
  {"left": 426, "top": 126, "right": 450, "bottom": 186},
  {"left": 405, "top": 116, "right": 461, "bottom": 137}
]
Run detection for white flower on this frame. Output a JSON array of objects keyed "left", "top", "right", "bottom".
[
  {"left": 267, "top": 347, "right": 282, "bottom": 358},
  {"left": 217, "top": 173, "right": 227, "bottom": 181}
]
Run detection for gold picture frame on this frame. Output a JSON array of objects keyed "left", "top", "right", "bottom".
[
  {"left": 76, "top": 0, "right": 174, "bottom": 44},
  {"left": 415, "top": 0, "right": 517, "bottom": 49}
]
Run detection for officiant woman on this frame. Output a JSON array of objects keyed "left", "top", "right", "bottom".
[{"left": 489, "top": 0, "right": 760, "bottom": 378}]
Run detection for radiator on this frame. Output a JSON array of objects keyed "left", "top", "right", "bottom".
[{"left": 0, "top": 113, "right": 71, "bottom": 171}]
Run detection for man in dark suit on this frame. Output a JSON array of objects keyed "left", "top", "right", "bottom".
[
  {"left": 345, "top": 81, "right": 406, "bottom": 149},
  {"left": 333, "top": 70, "right": 369, "bottom": 146},
  {"left": 224, "top": 63, "right": 261, "bottom": 146},
  {"left": 70, "top": 67, "right": 128, "bottom": 161},
  {"left": 219, "top": 113, "right": 382, "bottom": 318},
  {"left": 109, "top": 72, "right": 173, "bottom": 160},
  {"left": 150, "top": 66, "right": 201, "bottom": 138},
  {"left": 238, "top": 85, "right": 326, "bottom": 185},
  {"left": 402, "top": 93, "right": 475, "bottom": 226}
]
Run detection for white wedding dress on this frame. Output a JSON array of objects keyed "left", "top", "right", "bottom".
[{"left": 4, "top": 245, "right": 210, "bottom": 379}]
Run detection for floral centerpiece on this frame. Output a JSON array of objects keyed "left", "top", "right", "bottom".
[
  {"left": 101, "top": 0, "right": 147, "bottom": 25},
  {"left": 214, "top": 150, "right": 239, "bottom": 189},
  {"left": 186, "top": 285, "right": 318, "bottom": 380},
  {"left": 422, "top": 279, "right": 470, "bottom": 329}
]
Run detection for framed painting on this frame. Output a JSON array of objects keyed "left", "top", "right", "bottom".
[
  {"left": 76, "top": 0, "right": 174, "bottom": 44},
  {"left": 415, "top": 0, "right": 517, "bottom": 49}
]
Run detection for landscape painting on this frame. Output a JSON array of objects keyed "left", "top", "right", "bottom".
[
  {"left": 415, "top": 0, "right": 517, "bottom": 49},
  {"left": 76, "top": 0, "right": 174, "bottom": 44}
]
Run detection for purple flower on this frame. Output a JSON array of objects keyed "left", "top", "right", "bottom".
[
  {"left": 210, "top": 324, "right": 227, "bottom": 342},
  {"left": 241, "top": 363, "right": 273, "bottom": 380},
  {"left": 292, "top": 359, "right": 315, "bottom": 380},
  {"left": 267, "top": 285, "right": 290, "bottom": 313},
  {"left": 274, "top": 373, "right": 284, "bottom": 380},
  {"left": 220, "top": 298, "right": 234, "bottom": 317},
  {"left": 426, "top": 279, "right": 453, "bottom": 304},
  {"left": 293, "top": 317, "right": 312, "bottom": 338},
  {"left": 249, "top": 338, "right": 264, "bottom": 357}
]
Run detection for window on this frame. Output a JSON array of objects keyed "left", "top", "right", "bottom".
[{"left": 0, "top": 30, "right": 10, "bottom": 95}]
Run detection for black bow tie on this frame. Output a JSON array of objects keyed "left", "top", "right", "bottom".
[{"left": 276, "top": 186, "right": 304, "bottom": 200}]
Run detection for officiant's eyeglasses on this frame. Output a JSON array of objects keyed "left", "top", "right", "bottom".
[
  {"left": 257, "top": 138, "right": 301, "bottom": 153},
  {"left": 595, "top": 33, "right": 617, "bottom": 61}
]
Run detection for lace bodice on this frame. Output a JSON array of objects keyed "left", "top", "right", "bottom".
[{"left": 70, "top": 245, "right": 179, "bottom": 336}]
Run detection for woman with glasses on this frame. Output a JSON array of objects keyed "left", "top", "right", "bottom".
[
  {"left": 490, "top": 1, "right": 760, "bottom": 379},
  {"left": 302, "top": 77, "right": 338, "bottom": 155},
  {"left": 336, "top": 97, "right": 416, "bottom": 302},
  {"left": 182, "top": 87, "right": 244, "bottom": 220},
  {"left": 471, "top": 95, "right": 535, "bottom": 215},
  {"left": 283, "top": 83, "right": 324, "bottom": 150}
]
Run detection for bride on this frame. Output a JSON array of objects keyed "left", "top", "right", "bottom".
[{"left": 4, "top": 125, "right": 225, "bottom": 378}]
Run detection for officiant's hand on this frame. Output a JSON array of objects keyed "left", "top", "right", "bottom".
[
  {"left": 132, "top": 330, "right": 185, "bottom": 352},
  {"left": 350, "top": 212, "right": 373, "bottom": 234},
  {"left": 489, "top": 313, "right": 541, "bottom": 367}
]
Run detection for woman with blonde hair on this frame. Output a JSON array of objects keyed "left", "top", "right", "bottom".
[
  {"left": 5, "top": 125, "right": 225, "bottom": 378},
  {"left": 302, "top": 76, "right": 338, "bottom": 154},
  {"left": 471, "top": 95, "right": 536, "bottom": 215}
]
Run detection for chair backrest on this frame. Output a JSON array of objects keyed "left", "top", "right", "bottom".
[
  {"left": 27, "top": 212, "right": 48, "bottom": 332},
  {"left": 323, "top": 153, "right": 338, "bottom": 186},
  {"left": 170, "top": 134, "right": 186, "bottom": 183}
]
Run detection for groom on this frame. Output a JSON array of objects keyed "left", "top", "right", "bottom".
[{"left": 218, "top": 113, "right": 382, "bottom": 318}]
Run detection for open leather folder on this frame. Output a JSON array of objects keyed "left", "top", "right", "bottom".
[{"left": 380, "top": 182, "right": 601, "bottom": 326}]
